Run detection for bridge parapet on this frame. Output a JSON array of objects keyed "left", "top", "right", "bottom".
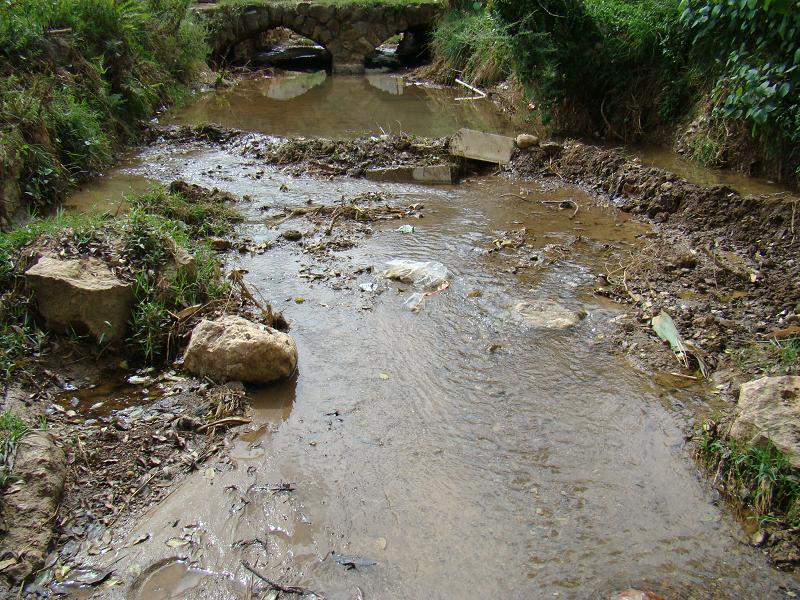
[{"left": 199, "top": 1, "right": 443, "bottom": 73}]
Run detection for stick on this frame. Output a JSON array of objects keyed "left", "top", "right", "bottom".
[
  {"left": 454, "top": 78, "right": 487, "bottom": 99},
  {"left": 197, "top": 417, "right": 251, "bottom": 434},
  {"left": 241, "top": 561, "right": 326, "bottom": 598}
]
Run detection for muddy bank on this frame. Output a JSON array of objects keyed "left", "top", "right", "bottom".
[
  {"left": 0, "top": 181, "right": 301, "bottom": 594},
  {"left": 509, "top": 141, "right": 799, "bottom": 375}
]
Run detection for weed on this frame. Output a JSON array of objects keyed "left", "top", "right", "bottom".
[
  {"left": 728, "top": 336, "right": 800, "bottom": 377},
  {"left": 430, "top": 9, "right": 513, "bottom": 87},
  {"left": 0, "top": 410, "right": 30, "bottom": 488},
  {"left": 0, "top": 0, "right": 209, "bottom": 209},
  {"left": 696, "top": 422, "right": 800, "bottom": 527}
]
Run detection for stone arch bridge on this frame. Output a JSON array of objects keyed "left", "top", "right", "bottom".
[{"left": 198, "top": 1, "right": 443, "bottom": 74}]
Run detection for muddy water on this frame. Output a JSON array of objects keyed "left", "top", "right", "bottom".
[
  {"left": 627, "top": 145, "right": 791, "bottom": 196},
  {"left": 67, "top": 76, "right": 800, "bottom": 599},
  {"left": 161, "top": 72, "right": 514, "bottom": 138}
]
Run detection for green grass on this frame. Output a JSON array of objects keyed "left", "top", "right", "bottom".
[
  {"left": 0, "top": 0, "right": 209, "bottom": 210},
  {"left": 729, "top": 336, "right": 800, "bottom": 377},
  {"left": 696, "top": 422, "right": 800, "bottom": 527},
  {"left": 0, "top": 411, "right": 30, "bottom": 488},
  {"left": 430, "top": 9, "right": 513, "bottom": 87}
]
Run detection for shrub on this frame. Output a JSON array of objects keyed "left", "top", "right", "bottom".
[
  {"left": 491, "top": 0, "right": 689, "bottom": 137},
  {"left": 680, "top": 0, "right": 800, "bottom": 181}
]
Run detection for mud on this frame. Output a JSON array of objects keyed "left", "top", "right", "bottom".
[
  {"left": 509, "top": 141, "right": 800, "bottom": 378},
  {"left": 0, "top": 432, "right": 66, "bottom": 582}
]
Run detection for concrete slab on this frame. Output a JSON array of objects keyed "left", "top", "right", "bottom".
[
  {"left": 366, "top": 165, "right": 457, "bottom": 185},
  {"left": 450, "top": 128, "right": 515, "bottom": 164}
]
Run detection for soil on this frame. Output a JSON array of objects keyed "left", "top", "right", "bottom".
[{"left": 509, "top": 141, "right": 800, "bottom": 377}]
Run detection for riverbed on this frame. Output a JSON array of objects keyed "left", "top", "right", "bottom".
[{"left": 64, "top": 72, "right": 800, "bottom": 599}]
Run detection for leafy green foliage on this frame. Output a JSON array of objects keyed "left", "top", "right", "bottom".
[
  {"left": 490, "top": 0, "right": 689, "bottom": 137},
  {"left": 697, "top": 423, "right": 800, "bottom": 526},
  {"left": 0, "top": 0, "right": 208, "bottom": 208},
  {"left": 680, "top": 0, "right": 800, "bottom": 177}
]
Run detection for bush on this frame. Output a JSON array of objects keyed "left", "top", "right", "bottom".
[
  {"left": 680, "top": 0, "right": 800, "bottom": 181},
  {"left": 0, "top": 0, "right": 209, "bottom": 211},
  {"left": 491, "top": 0, "right": 689, "bottom": 137}
]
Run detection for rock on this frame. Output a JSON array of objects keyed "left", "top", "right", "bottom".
[
  {"left": 282, "top": 230, "right": 303, "bottom": 241},
  {"left": 0, "top": 432, "right": 67, "bottom": 581},
  {"left": 515, "top": 134, "right": 540, "bottom": 149},
  {"left": 610, "top": 591, "right": 665, "bottom": 600},
  {"left": 183, "top": 315, "right": 297, "bottom": 384},
  {"left": 25, "top": 256, "right": 133, "bottom": 343},
  {"left": 730, "top": 376, "right": 800, "bottom": 468},
  {"left": 210, "top": 238, "right": 232, "bottom": 251},
  {"left": 540, "top": 141, "right": 563, "bottom": 157},
  {"left": 450, "top": 128, "right": 516, "bottom": 164},
  {"left": 508, "top": 300, "right": 586, "bottom": 329},
  {"left": 751, "top": 529, "right": 767, "bottom": 547},
  {"left": 163, "top": 237, "right": 197, "bottom": 281}
]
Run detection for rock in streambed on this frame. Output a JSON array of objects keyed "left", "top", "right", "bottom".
[
  {"left": 730, "top": 376, "right": 800, "bottom": 468},
  {"left": 183, "top": 315, "right": 297, "bottom": 384},
  {"left": 25, "top": 255, "right": 133, "bottom": 343}
]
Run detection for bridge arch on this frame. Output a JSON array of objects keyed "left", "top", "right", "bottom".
[{"left": 201, "top": 2, "right": 442, "bottom": 73}]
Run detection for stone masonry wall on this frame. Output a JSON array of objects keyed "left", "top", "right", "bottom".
[{"left": 200, "top": 1, "right": 442, "bottom": 73}]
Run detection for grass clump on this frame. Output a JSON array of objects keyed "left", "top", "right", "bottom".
[
  {"left": 0, "top": 184, "right": 239, "bottom": 376},
  {"left": 0, "top": 410, "right": 30, "bottom": 488},
  {"left": 429, "top": 9, "right": 513, "bottom": 88},
  {"left": 729, "top": 336, "right": 800, "bottom": 377},
  {"left": 696, "top": 421, "right": 800, "bottom": 527}
]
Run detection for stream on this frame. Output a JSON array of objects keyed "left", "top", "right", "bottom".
[{"left": 65, "top": 73, "right": 799, "bottom": 599}]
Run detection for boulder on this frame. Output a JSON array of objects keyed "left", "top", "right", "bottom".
[
  {"left": 184, "top": 315, "right": 297, "bottom": 384},
  {"left": 515, "top": 134, "right": 540, "bottom": 149},
  {"left": 730, "top": 376, "right": 800, "bottom": 469},
  {"left": 25, "top": 256, "right": 133, "bottom": 343}
]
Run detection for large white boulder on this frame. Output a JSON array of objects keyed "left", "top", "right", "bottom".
[
  {"left": 730, "top": 376, "right": 800, "bottom": 468},
  {"left": 25, "top": 256, "right": 133, "bottom": 343},
  {"left": 183, "top": 315, "right": 297, "bottom": 384}
]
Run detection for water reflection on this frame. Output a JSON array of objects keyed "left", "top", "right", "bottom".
[
  {"left": 264, "top": 70, "right": 327, "bottom": 100},
  {"left": 164, "top": 74, "right": 514, "bottom": 139},
  {"left": 366, "top": 72, "right": 404, "bottom": 96}
]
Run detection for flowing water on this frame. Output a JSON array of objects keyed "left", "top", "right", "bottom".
[{"left": 66, "top": 73, "right": 800, "bottom": 599}]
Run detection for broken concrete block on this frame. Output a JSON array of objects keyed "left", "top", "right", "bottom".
[
  {"left": 366, "top": 164, "right": 457, "bottom": 184},
  {"left": 450, "top": 128, "right": 515, "bottom": 164}
]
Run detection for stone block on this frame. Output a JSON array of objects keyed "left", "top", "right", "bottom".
[
  {"left": 366, "top": 165, "right": 458, "bottom": 185},
  {"left": 450, "top": 128, "right": 516, "bottom": 164}
]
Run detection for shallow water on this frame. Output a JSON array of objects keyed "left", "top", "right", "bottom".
[
  {"left": 63, "top": 74, "right": 800, "bottom": 599},
  {"left": 161, "top": 72, "right": 515, "bottom": 139}
]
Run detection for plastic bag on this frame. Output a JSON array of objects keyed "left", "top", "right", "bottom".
[{"left": 383, "top": 260, "right": 449, "bottom": 290}]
